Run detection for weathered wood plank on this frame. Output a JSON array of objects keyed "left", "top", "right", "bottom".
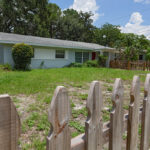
[
  {"left": 71, "top": 109, "right": 143, "bottom": 150},
  {"left": 47, "top": 86, "right": 71, "bottom": 150},
  {"left": 85, "top": 81, "right": 103, "bottom": 150},
  {"left": 0, "top": 95, "right": 21, "bottom": 150},
  {"left": 140, "top": 74, "right": 150, "bottom": 150},
  {"left": 109, "top": 78, "right": 124, "bottom": 150},
  {"left": 71, "top": 134, "right": 85, "bottom": 150},
  {"left": 126, "top": 76, "right": 140, "bottom": 150}
]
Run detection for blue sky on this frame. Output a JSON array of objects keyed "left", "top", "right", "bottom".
[{"left": 50, "top": 0, "right": 150, "bottom": 39}]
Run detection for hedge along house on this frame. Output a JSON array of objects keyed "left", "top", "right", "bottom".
[{"left": 0, "top": 32, "right": 117, "bottom": 68}]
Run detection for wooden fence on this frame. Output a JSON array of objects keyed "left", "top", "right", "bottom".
[
  {"left": 2, "top": 74, "right": 150, "bottom": 149},
  {"left": 110, "top": 60, "right": 150, "bottom": 71}
]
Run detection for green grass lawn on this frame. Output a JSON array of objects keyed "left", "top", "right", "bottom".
[
  {"left": 0, "top": 67, "right": 148, "bottom": 95},
  {"left": 0, "top": 67, "right": 149, "bottom": 149}
]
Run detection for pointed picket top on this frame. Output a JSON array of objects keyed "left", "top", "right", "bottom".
[
  {"left": 0, "top": 95, "right": 21, "bottom": 150},
  {"left": 109, "top": 78, "right": 124, "bottom": 150},
  {"left": 47, "top": 86, "right": 71, "bottom": 150},
  {"left": 127, "top": 76, "right": 140, "bottom": 150},
  {"left": 144, "top": 74, "right": 150, "bottom": 98},
  {"left": 140, "top": 74, "right": 150, "bottom": 150},
  {"left": 85, "top": 81, "right": 103, "bottom": 150}
]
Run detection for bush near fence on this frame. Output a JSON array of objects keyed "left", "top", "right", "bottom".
[{"left": 1, "top": 74, "right": 150, "bottom": 150}]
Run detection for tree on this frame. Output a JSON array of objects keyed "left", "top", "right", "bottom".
[
  {"left": 56, "top": 9, "right": 95, "bottom": 42},
  {"left": 146, "top": 47, "right": 150, "bottom": 61},
  {"left": 114, "top": 33, "right": 150, "bottom": 61},
  {"left": 0, "top": 0, "right": 19, "bottom": 32},
  {"left": 47, "top": 3, "right": 61, "bottom": 38},
  {"left": 93, "top": 23, "right": 121, "bottom": 47},
  {"left": 0, "top": 0, "right": 50, "bottom": 37}
]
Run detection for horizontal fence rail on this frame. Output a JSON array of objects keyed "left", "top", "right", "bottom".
[{"left": 1, "top": 74, "right": 150, "bottom": 150}]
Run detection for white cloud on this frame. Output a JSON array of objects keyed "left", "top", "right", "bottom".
[
  {"left": 134, "top": 0, "right": 150, "bottom": 4},
  {"left": 121, "top": 12, "right": 150, "bottom": 39},
  {"left": 129, "top": 12, "right": 143, "bottom": 24},
  {"left": 70, "top": 0, "right": 102, "bottom": 22}
]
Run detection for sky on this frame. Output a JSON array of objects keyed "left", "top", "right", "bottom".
[{"left": 50, "top": 0, "right": 150, "bottom": 39}]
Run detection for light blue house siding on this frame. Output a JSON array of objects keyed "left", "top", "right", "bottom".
[
  {"left": 31, "top": 49, "right": 76, "bottom": 68},
  {"left": 0, "top": 45, "right": 4, "bottom": 64},
  {"left": 3, "top": 46, "right": 14, "bottom": 65},
  {"left": 0, "top": 44, "right": 93, "bottom": 69},
  {"left": 31, "top": 49, "right": 92, "bottom": 68}
]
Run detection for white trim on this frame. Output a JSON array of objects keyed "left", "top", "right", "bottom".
[{"left": 65, "top": 50, "right": 68, "bottom": 59}]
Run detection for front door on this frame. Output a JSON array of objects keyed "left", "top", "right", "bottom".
[{"left": 92, "top": 52, "right": 96, "bottom": 60}]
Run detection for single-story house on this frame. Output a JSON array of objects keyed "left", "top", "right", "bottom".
[{"left": 0, "top": 32, "right": 118, "bottom": 68}]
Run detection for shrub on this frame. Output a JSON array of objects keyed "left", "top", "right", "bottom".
[
  {"left": 68, "top": 63, "right": 82, "bottom": 68},
  {"left": 0, "top": 64, "right": 12, "bottom": 71},
  {"left": 84, "top": 60, "right": 99, "bottom": 67},
  {"left": 146, "top": 47, "right": 150, "bottom": 61},
  {"left": 3, "top": 63, "right": 12, "bottom": 71},
  {"left": 12, "top": 43, "right": 33, "bottom": 70},
  {"left": 98, "top": 55, "right": 107, "bottom": 67}
]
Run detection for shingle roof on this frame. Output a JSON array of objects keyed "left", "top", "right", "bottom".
[{"left": 0, "top": 32, "right": 114, "bottom": 51}]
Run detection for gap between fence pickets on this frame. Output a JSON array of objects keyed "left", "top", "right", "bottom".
[{"left": 71, "top": 107, "right": 142, "bottom": 150}]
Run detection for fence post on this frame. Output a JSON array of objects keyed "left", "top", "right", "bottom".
[
  {"left": 128, "top": 61, "right": 131, "bottom": 70},
  {"left": 47, "top": 86, "right": 71, "bottom": 150},
  {"left": 0, "top": 95, "right": 21, "bottom": 150},
  {"left": 144, "top": 62, "right": 146, "bottom": 71},
  {"left": 140, "top": 74, "right": 150, "bottom": 150},
  {"left": 85, "top": 81, "right": 103, "bottom": 150},
  {"left": 109, "top": 79, "right": 124, "bottom": 150},
  {"left": 126, "top": 76, "right": 140, "bottom": 150}
]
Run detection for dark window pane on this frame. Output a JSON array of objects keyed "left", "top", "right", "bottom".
[
  {"left": 83, "top": 52, "right": 89, "bottom": 62},
  {"left": 139, "top": 55, "right": 143, "bottom": 60},
  {"left": 103, "top": 52, "right": 109, "bottom": 57},
  {"left": 56, "top": 50, "right": 65, "bottom": 58},
  {"left": 75, "top": 52, "right": 82, "bottom": 63}
]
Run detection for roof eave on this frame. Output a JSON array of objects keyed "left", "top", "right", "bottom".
[{"left": 0, "top": 41, "right": 99, "bottom": 51}]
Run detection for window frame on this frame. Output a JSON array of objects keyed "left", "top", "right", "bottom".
[
  {"left": 55, "top": 50, "right": 65, "bottom": 59},
  {"left": 75, "top": 51, "right": 90, "bottom": 63}
]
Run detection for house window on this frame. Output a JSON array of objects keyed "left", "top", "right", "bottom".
[
  {"left": 75, "top": 52, "right": 89, "bottom": 63},
  {"left": 56, "top": 50, "right": 65, "bottom": 58},
  {"left": 75, "top": 52, "right": 82, "bottom": 63},
  {"left": 103, "top": 52, "right": 109, "bottom": 57},
  {"left": 139, "top": 55, "right": 143, "bottom": 60},
  {"left": 83, "top": 52, "right": 89, "bottom": 62}
]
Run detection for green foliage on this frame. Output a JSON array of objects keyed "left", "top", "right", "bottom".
[
  {"left": 93, "top": 23, "right": 121, "bottom": 47},
  {"left": 69, "top": 121, "right": 85, "bottom": 133},
  {"left": 107, "top": 86, "right": 113, "bottom": 92},
  {"left": 146, "top": 47, "right": 150, "bottom": 61},
  {"left": 98, "top": 54, "right": 107, "bottom": 67},
  {"left": 72, "top": 107, "right": 87, "bottom": 118},
  {"left": 123, "top": 46, "right": 139, "bottom": 61},
  {"left": 0, "top": 63, "right": 12, "bottom": 71},
  {"left": 12, "top": 43, "right": 33, "bottom": 70},
  {"left": 83, "top": 60, "right": 99, "bottom": 67},
  {"left": 56, "top": 9, "right": 94, "bottom": 42},
  {"left": 79, "top": 93, "right": 88, "bottom": 100},
  {"left": 68, "top": 62, "right": 82, "bottom": 68},
  {"left": 115, "top": 33, "right": 150, "bottom": 61}
]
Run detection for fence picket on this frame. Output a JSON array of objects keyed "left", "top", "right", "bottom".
[
  {"left": 85, "top": 81, "right": 103, "bottom": 150},
  {"left": 140, "top": 74, "right": 150, "bottom": 150},
  {"left": 0, "top": 95, "right": 20, "bottom": 150},
  {"left": 109, "top": 78, "right": 124, "bottom": 150},
  {"left": 126, "top": 76, "right": 140, "bottom": 150},
  {"left": 47, "top": 86, "right": 71, "bottom": 150}
]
